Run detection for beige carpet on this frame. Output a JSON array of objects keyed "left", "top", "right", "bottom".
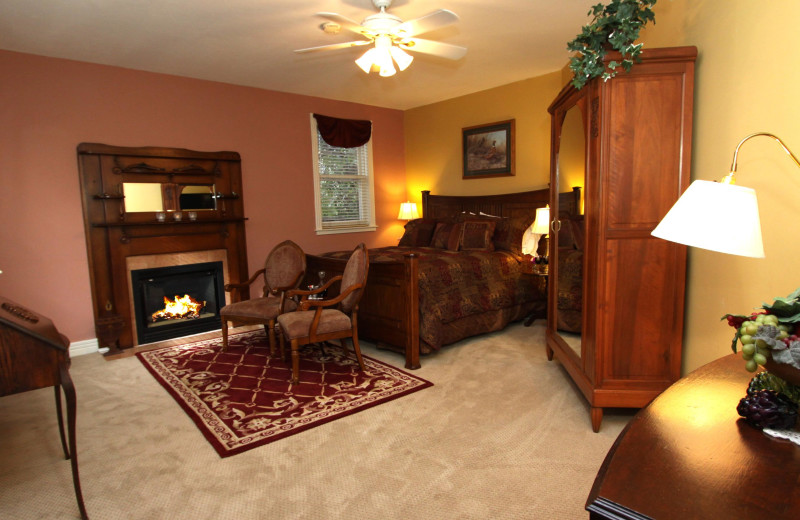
[{"left": 0, "top": 321, "right": 634, "bottom": 519}]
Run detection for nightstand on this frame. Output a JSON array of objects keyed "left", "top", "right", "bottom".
[{"left": 520, "top": 262, "right": 548, "bottom": 326}]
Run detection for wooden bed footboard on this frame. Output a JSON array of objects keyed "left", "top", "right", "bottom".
[{"left": 305, "top": 252, "right": 421, "bottom": 369}]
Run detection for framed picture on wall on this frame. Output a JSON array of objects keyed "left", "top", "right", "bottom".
[{"left": 462, "top": 119, "right": 515, "bottom": 179}]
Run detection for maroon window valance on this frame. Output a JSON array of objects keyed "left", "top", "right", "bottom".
[{"left": 313, "top": 113, "right": 372, "bottom": 148}]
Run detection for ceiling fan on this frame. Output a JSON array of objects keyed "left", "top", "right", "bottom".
[{"left": 294, "top": 0, "right": 467, "bottom": 77}]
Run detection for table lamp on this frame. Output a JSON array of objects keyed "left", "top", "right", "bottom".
[
  {"left": 397, "top": 201, "right": 419, "bottom": 221},
  {"left": 522, "top": 205, "right": 550, "bottom": 256}
]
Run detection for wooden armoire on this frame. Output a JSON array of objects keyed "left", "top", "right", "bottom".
[{"left": 546, "top": 46, "right": 697, "bottom": 432}]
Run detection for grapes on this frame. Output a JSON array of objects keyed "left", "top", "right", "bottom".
[
  {"left": 724, "top": 309, "right": 800, "bottom": 372},
  {"left": 747, "top": 372, "right": 800, "bottom": 405},
  {"left": 737, "top": 389, "right": 798, "bottom": 430},
  {"left": 740, "top": 322, "right": 758, "bottom": 336}
]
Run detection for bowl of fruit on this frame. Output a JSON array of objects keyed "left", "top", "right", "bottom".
[{"left": 724, "top": 288, "right": 800, "bottom": 431}]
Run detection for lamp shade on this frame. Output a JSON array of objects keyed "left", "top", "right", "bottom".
[
  {"left": 389, "top": 46, "right": 414, "bottom": 71},
  {"left": 532, "top": 206, "right": 550, "bottom": 235},
  {"left": 522, "top": 206, "right": 550, "bottom": 255},
  {"left": 355, "top": 34, "right": 405, "bottom": 77},
  {"left": 397, "top": 201, "right": 419, "bottom": 220},
  {"left": 651, "top": 180, "right": 765, "bottom": 258}
]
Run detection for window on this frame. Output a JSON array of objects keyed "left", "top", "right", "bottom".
[{"left": 310, "top": 114, "right": 377, "bottom": 234}]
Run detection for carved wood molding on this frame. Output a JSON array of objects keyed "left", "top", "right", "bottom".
[{"left": 77, "top": 143, "right": 249, "bottom": 353}]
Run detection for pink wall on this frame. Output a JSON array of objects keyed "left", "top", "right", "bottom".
[{"left": 0, "top": 50, "right": 407, "bottom": 343}]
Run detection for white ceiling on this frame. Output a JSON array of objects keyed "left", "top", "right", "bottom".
[{"left": 0, "top": 0, "right": 595, "bottom": 110}]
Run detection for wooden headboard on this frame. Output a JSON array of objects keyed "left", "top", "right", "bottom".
[{"left": 421, "top": 187, "right": 581, "bottom": 221}]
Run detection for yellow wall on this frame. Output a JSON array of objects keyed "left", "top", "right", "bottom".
[
  {"left": 640, "top": 0, "right": 800, "bottom": 373},
  {"left": 404, "top": 71, "right": 563, "bottom": 206},
  {"left": 405, "top": 0, "right": 800, "bottom": 375}
]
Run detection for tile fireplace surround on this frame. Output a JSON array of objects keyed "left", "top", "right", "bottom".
[
  {"left": 77, "top": 143, "right": 249, "bottom": 355},
  {"left": 126, "top": 250, "right": 230, "bottom": 346}
]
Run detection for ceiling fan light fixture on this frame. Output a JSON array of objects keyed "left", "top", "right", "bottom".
[
  {"left": 389, "top": 45, "right": 413, "bottom": 71},
  {"left": 355, "top": 35, "right": 400, "bottom": 77},
  {"left": 297, "top": 1, "right": 467, "bottom": 76},
  {"left": 355, "top": 48, "right": 377, "bottom": 73},
  {"left": 377, "top": 50, "right": 396, "bottom": 77}
]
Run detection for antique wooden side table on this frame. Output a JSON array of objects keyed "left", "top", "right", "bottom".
[{"left": 0, "top": 296, "right": 88, "bottom": 519}]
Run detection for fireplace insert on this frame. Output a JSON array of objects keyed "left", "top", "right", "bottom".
[{"left": 131, "top": 261, "right": 225, "bottom": 344}]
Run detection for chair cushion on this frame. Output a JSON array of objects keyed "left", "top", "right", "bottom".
[
  {"left": 277, "top": 309, "right": 352, "bottom": 341},
  {"left": 220, "top": 296, "right": 297, "bottom": 320},
  {"left": 340, "top": 246, "right": 368, "bottom": 313},
  {"left": 265, "top": 242, "right": 305, "bottom": 291}
]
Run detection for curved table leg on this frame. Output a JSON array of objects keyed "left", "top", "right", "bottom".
[
  {"left": 54, "top": 385, "right": 70, "bottom": 459},
  {"left": 546, "top": 345, "right": 554, "bottom": 361},
  {"left": 59, "top": 365, "right": 89, "bottom": 520}
]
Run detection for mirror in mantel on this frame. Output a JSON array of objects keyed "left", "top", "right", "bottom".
[
  {"left": 122, "top": 183, "right": 216, "bottom": 213},
  {"left": 554, "top": 104, "right": 586, "bottom": 359}
]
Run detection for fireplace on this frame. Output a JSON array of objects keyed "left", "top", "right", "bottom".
[
  {"left": 77, "top": 144, "right": 249, "bottom": 353},
  {"left": 131, "top": 261, "right": 225, "bottom": 344}
]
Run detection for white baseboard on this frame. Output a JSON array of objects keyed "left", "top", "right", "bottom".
[{"left": 69, "top": 338, "right": 100, "bottom": 357}]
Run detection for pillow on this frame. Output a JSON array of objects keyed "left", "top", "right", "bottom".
[
  {"left": 399, "top": 218, "right": 437, "bottom": 247},
  {"left": 557, "top": 218, "right": 575, "bottom": 249},
  {"left": 492, "top": 215, "right": 533, "bottom": 255},
  {"left": 460, "top": 220, "right": 496, "bottom": 251},
  {"left": 566, "top": 216, "right": 585, "bottom": 250},
  {"left": 430, "top": 221, "right": 462, "bottom": 250}
]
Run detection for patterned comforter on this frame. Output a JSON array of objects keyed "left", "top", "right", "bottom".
[{"left": 321, "top": 246, "right": 545, "bottom": 350}]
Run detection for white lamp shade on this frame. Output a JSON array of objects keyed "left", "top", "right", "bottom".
[
  {"left": 389, "top": 46, "right": 414, "bottom": 71},
  {"left": 397, "top": 201, "right": 419, "bottom": 220},
  {"left": 651, "top": 179, "right": 765, "bottom": 258},
  {"left": 355, "top": 48, "right": 378, "bottom": 74},
  {"left": 355, "top": 35, "right": 412, "bottom": 77},
  {"left": 532, "top": 206, "right": 550, "bottom": 235},
  {"left": 522, "top": 206, "right": 550, "bottom": 255},
  {"left": 356, "top": 48, "right": 396, "bottom": 76}
]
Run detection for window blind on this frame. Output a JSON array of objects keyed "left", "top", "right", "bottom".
[{"left": 317, "top": 132, "right": 372, "bottom": 228}]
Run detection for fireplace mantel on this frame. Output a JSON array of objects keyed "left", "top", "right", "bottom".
[{"left": 77, "top": 143, "right": 249, "bottom": 354}]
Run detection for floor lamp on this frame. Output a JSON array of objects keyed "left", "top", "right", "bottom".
[{"left": 652, "top": 132, "right": 800, "bottom": 257}]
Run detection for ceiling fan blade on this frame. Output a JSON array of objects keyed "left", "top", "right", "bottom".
[
  {"left": 398, "top": 38, "right": 467, "bottom": 60},
  {"left": 294, "top": 40, "right": 372, "bottom": 54},
  {"left": 314, "top": 12, "right": 369, "bottom": 36},
  {"left": 393, "top": 9, "right": 459, "bottom": 38}
]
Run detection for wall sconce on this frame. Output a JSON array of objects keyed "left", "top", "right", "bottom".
[
  {"left": 397, "top": 201, "right": 419, "bottom": 221},
  {"left": 522, "top": 205, "right": 550, "bottom": 256},
  {"left": 652, "top": 133, "right": 800, "bottom": 257}
]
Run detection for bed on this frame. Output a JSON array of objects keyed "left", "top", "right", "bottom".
[{"left": 305, "top": 188, "right": 581, "bottom": 369}]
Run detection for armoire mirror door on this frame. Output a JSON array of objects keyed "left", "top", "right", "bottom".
[{"left": 547, "top": 90, "right": 587, "bottom": 364}]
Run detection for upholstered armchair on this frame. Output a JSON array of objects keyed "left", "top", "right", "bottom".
[
  {"left": 219, "top": 240, "right": 306, "bottom": 357},
  {"left": 277, "top": 243, "right": 369, "bottom": 384}
]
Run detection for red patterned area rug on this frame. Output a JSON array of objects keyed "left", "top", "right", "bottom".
[{"left": 136, "top": 330, "right": 432, "bottom": 457}]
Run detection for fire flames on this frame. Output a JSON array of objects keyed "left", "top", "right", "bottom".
[{"left": 151, "top": 294, "right": 205, "bottom": 322}]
